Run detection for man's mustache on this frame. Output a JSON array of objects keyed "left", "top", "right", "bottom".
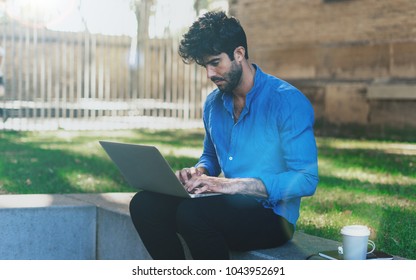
[{"left": 211, "top": 77, "right": 225, "bottom": 83}]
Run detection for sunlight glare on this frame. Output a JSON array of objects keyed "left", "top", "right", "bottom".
[
  {"left": 6, "top": 0, "right": 77, "bottom": 28},
  {"left": 148, "top": 0, "right": 196, "bottom": 38}
]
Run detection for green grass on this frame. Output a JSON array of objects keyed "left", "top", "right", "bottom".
[
  {"left": 298, "top": 138, "right": 416, "bottom": 260},
  {"left": 0, "top": 129, "right": 415, "bottom": 259}
]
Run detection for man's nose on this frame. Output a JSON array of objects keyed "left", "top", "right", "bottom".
[{"left": 206, "top": 66, "right": 216, "bottom": 79}]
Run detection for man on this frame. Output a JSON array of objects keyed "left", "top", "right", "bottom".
[{"left": 129, "top": 11, "right": 318, "bottom": 260}]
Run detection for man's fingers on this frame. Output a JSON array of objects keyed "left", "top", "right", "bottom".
[
  {"left": 177, "top": 167, "right": 200, "bottom": 184},
  {"left": 185, "top": 176, "right": 200, "bottom": 192},
  {"left": 186, "top": 176, "right": 212, "bottom": 193}
]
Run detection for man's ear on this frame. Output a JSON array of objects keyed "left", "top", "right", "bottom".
[{"left": 234, "top": 46, "right": 245, "bottom": 62}]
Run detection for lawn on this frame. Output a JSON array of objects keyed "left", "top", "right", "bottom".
[{"left": 0, "top": 129, "right": 415, "bottom": 259}]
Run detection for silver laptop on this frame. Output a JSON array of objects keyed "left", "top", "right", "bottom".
[{"left": 99, "top": 141, "right": 218, "bottom": 198}]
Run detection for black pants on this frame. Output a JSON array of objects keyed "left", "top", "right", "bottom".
[{"left": 129, "top": 191, "right": 294, "bottom": 260}]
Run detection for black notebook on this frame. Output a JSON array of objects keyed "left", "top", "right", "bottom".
[{"left": 319, "top": 250, "right": 394, "bottom": 260}]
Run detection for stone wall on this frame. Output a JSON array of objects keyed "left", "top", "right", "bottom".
[{"left": 229, "top": 0, "right": 416, "bottom": 137}]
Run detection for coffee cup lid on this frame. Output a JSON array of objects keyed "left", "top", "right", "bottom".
[{"left": 340, "top": 225, "right": 370, "bottom": 236}]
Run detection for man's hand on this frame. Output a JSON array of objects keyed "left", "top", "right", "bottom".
[
  {"left": 185, "top": 175, "right": 269, "bottom": 198},
  {"left": 185, "top": 176, "right": 236, "bottom": 195},
  {"left": 176, "top": 167, "right": 205, "bottom": 185}
]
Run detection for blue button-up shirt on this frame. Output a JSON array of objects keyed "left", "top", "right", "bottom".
[{"left": 195, "top": 65, "right": 318, "bottom": 225}]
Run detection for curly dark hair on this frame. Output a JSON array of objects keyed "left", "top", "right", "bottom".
[{"left": 178, "top": 11, "right": 248, "bottom": 65}]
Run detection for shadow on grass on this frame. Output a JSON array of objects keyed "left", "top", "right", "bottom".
[
  {"left": 299, "top": 174, "right": 416, "bottom": 259},
  {"left": 1, "top": 131, "right": 128, "bottom": 194},
  {"left": 300, "top": 198, "right": 416, "bottom": 259},
  {"left": 314, "top": 121, "right": 416, "bottom": 143},
  {"left": 0, "top": 131, "right": 200, "bottom": 194},
  {"left": 318, "top": 145, "right": 416, "bottom": 178},
  {"left": 127, "top": 129, "right": 205, "bottom": 148},
  {"left": 378, "top": 206, "right": 416, "bottom": 260},
  {"left": 317, "top": 175, "right": 415, "bottom": 199}
]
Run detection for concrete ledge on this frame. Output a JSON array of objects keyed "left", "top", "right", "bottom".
[
  {"left": 0, "top": 194, "right": 96, "bottom": 260},
  {"left": 0, "top": 193, "right": 342, "bottom": 260},
  {"left": 67, "top": 193, "right": 151, "bottom": 260}
]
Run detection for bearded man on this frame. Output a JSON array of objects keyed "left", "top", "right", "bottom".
[{"left": 129, "top": 11, "right": 319, "bottom": 260}]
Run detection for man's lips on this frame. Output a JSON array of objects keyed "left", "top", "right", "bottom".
[{"left": 211, "top": 78, "right": 225, "bottom": 85}]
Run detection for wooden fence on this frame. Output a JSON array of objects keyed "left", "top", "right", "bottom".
[{"left": 0, "top": 17, "right": 213, "bottom": 130}]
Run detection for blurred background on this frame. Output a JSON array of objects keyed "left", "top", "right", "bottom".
[
  {"left": 0, "top": 0, "right": 226, "bottom": 130},
  {"left": 0, "top": 0, "right": 415, "bottom": 259},
  {"left": 1, "top": 0, "right": 414, "bottom": 140}
]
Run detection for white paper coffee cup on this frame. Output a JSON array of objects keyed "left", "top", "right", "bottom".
[{"left": 341, "top": 225, "right": 375, "bottom": 260}]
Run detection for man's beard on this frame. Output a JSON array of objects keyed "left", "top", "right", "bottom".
[{"left": 211, "top": 61, "right": 242, "bottom": 93}]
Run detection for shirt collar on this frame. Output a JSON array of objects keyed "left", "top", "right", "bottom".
[{"left": 222, "top": 64, "right": 264, "bottom": 114}]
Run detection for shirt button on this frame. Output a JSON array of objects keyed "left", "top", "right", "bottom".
[{"left": 229, "top": 156, "right": 233, "bottom": 161}]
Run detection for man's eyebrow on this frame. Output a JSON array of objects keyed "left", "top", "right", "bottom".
[{"left": 204, "top": 57, "right": 221, "bottom": 65}]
